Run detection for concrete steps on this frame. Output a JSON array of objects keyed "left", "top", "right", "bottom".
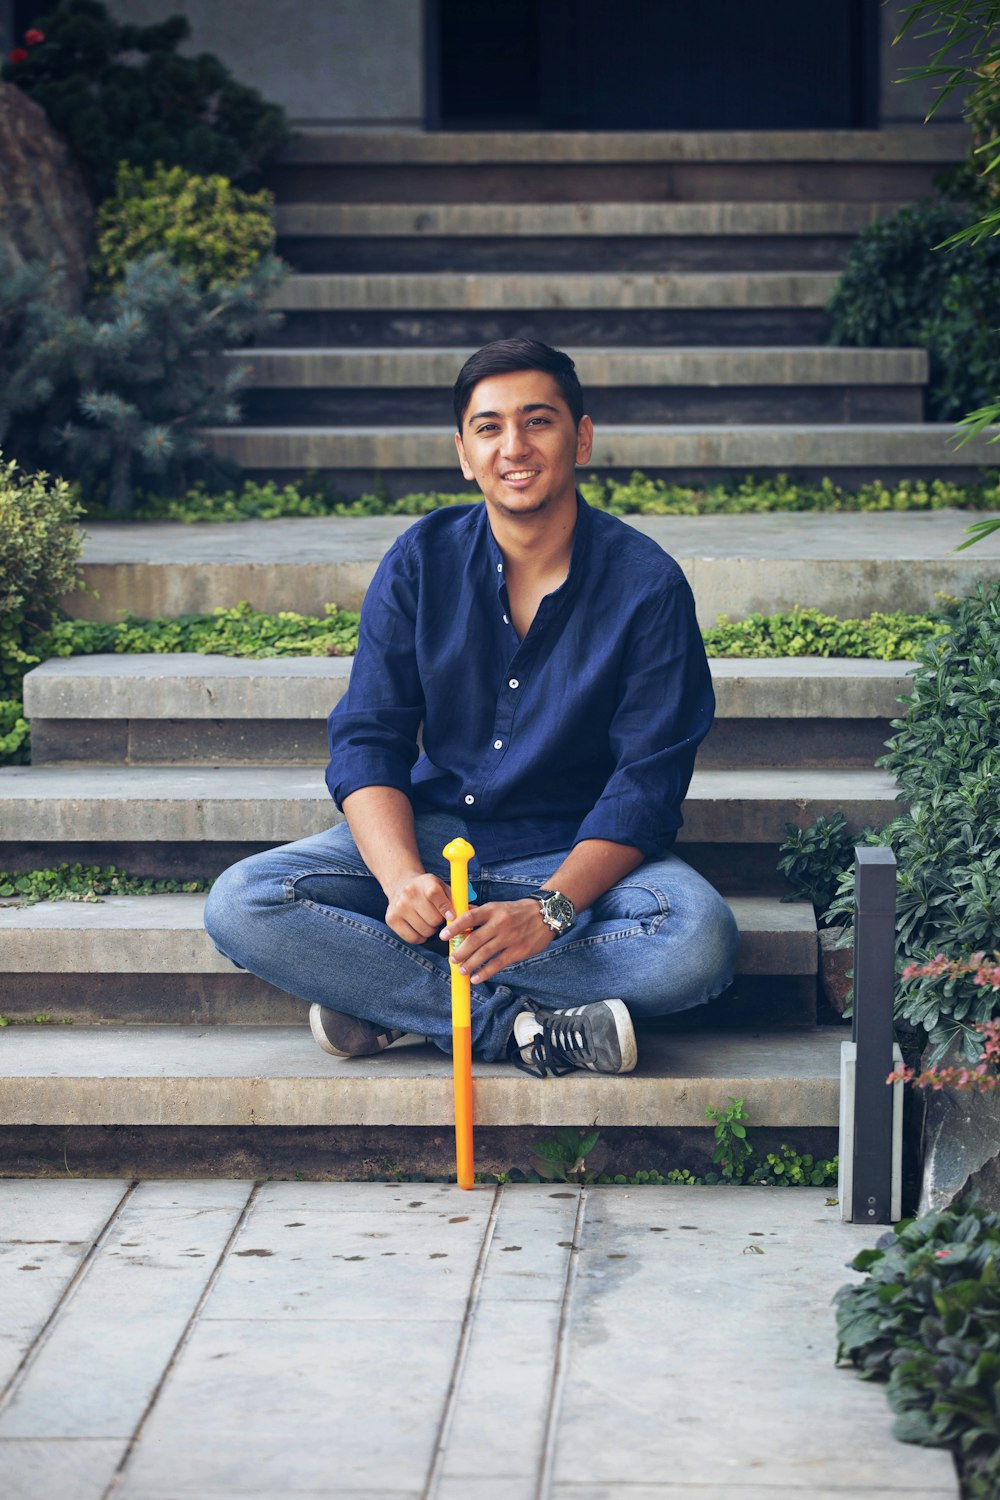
[
  {"left": 0, "top": 1026, "right": 844, "bottom": 1129},
  {"left": 65, "top": 512, "right": 1000, "bottom": 621},
  {"left": 0, "top": 893, "right": 817, "bottom": 1028},
  {"left": 24, "top": 654, "right": 915, "bottom": 769},
  {"left": 233, "top": 345, "right": 928, "bottom": 426}
]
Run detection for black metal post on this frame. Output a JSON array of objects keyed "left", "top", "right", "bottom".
[{"left": 851, "top": 846, "right": 897, "bottom": 1224}]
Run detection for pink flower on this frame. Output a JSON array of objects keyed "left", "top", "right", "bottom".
[
  {"left": 8, "top": 47, "right": 27, "bottom": 63},
  {"left": 24, "top": 28, "right": 44, "bottom": 46},
  {"left": 934, "top": 1249, "right": 952, "bottom": 1259}
]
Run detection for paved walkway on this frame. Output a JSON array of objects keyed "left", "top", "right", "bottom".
[{"left": 1, "top": 1181, "right": 957, "bottom": 1499}]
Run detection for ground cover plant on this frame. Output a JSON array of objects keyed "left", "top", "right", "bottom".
[
  {"left": 836, "top": 1201, "right": 1000, "bottom": 1498},
  {"left": 0, "top": 863, "right": 211, "bottom": 905},
  {"left": 77, "top": 469, "right": 1000, "bottom": 523}
]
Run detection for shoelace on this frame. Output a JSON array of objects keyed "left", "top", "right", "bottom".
[{"left": 509, "top": 1015, "right": 591, "bottom": 1078}]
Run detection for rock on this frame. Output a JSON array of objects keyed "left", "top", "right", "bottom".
[
  {"left": 819, "top": 926, "right": 853, "bottom": 1015},
  {"left": 0, "top": 79, "right": 95, "bottom": 309},
  {"left": 918, "top": 1038, "right": 1000, "bottom": 1214}
]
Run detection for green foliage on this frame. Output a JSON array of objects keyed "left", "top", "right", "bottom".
[
  {"left": 777, "top": 812, "right": 870, "bottom": 920},
  {"left": 92, "top": 164, "right": 276, "bottom": 293},
  {"left": 826, "top": 196, "right": 1000, "bottom": 423},
  {"left": 835, "top": 1201, "right": 1000, "bottom": 1498},
  {"left": 747, "top": 1143, "right": 839, "bottom": 1187},
  {"left": 530, "top": 1127, "right": 601, "bottom": 1183},
  {"left": 1, "top": 0, "right": 287, "bottom": 202},
  {"left": 44, "top": 600, "right": 361, "bottom": 662},
  {"left": 704, "top": 1097, "right": 755, "bottom": 1183},
  {"left": 790, "top": 583, "right": 1000, "bottom": 1060},
  {"left": 104, "top": 469, "right": 1000, "bottom": 524},
  {"left": 0, "top": 256, "right": 79, "bottom": 468},
  {"left": 0, "top": 864, "right": 212, "bottom": 905},
  {"left": 701, "top": 607, "right": 947, "bottom": 661}
]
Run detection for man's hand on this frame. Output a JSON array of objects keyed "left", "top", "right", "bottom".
[
  {"left": 440, "top": 899, "right": 553, "bottom": 984},
  {"left": 386, "top": 872, "right": 454, "bottom": 944}
]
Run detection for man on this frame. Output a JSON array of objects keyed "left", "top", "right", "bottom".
[{"left": 205, "top": 339, "right": 738, "bottom": 1078}]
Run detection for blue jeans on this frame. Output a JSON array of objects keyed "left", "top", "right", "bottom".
[{"left": 203, "top": 814, "right": 739, "bottom": 1063}]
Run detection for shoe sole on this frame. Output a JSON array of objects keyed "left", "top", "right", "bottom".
[{"left": 601, "top": 998, "right": 638, "bottom": 1074}]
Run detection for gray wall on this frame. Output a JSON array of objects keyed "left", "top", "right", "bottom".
[
  {"left": 0, "top": 0, "right": 15, "bottom": 53},
  {"left": 104, "top": 0, "right": 425, "bottom": 127},
  {"left": 880, "top": 1, "right": 971, "bottom": 123}
]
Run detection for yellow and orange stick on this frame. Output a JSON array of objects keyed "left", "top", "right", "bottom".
[{"left": 443, "top": 837, "right": 476, "bottom": 1190}]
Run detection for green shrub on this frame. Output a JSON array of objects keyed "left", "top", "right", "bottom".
[
  {"left": 0, "top": 455, "right": 86, "bottom": 699},
  {"left": 826, "top": 196, "right": 1000, "bottom": 422},
  {"left": 92, "top": 164, "right": 277, "bottom": 293},
  {"left": 836, "top": 1202, "right": 1000, "bottom": 1498},
  {"left": 0, "top": 864, "right": 212, "bottom": 904},
  {"left": 0, "top": 700, "right": 30, "bottom": 765},
  {"left": 1, "top": 0, "right": 287, "bottom": 202},
  {"left": 777, "top": 811, "right": 867, "bottom": 920},
  {"left": 701, "top": 607, "right": 947, "bottom": 661},
  {"left": 0, "top": 255, "right": 81, "bottom": 472},
  {"left": 790, "top": 583, "right": 1000, "bottom": 1059}
]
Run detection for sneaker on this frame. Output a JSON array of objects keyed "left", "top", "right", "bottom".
[
  {"left": 309, "top": 1003, "right": 406, "bottom": 1058},
  {"left": 506, "top": 999, "right": 637, "bottom": 1078}
]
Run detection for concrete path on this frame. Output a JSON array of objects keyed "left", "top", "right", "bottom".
[{"left": 0, "top": 1181, "right": 957, "bottom": 1499}]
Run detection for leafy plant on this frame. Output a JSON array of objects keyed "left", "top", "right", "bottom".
[
  {"left": 0, "top": 864, "right": 212, "bottom": 906},
  {"left": 892, "top": 959, "right": 1000, "bottom": 1070},
  {"left": 890, "top": 1014, "right": 1000, "bottom": 1094},
  {"left": 530, "top": 1126, "right": 601, "bottom": 1183},
  {"left": 835, "top": 1201, "right": 1000, "bottom": 1498},
  {"left": 92, "top": 163, "right": 277, "bottom": 293},
  {"left": 704, "top": 1097, "right": 754, "bottom": 1183},
  {"left": 777, "top": 811, "right": 865, "bottom": 918},
  {"left": 747, "top": 1143, "right": 839, "bottom": 1187},
  {"left": 2, "top": 0, "right": 287, "bottom": 202}
]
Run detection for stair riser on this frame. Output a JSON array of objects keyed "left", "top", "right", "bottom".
[
  {"left": 239, "top": 386, "right": 924, "bottom": 427},
  {"left": 276, "top": 235, "right": 855, "bottom": 274},
  {"left": 66, "top": 553, "right": 996, "bottom": 620},
  {"left": 27, "top": 716, "right": 896, "bottom": 770},
  {"left": 0, "top": 1122, "right": 841, "bottom": 1180},
  {"left": 0, "top": 971, "right": 818, "bottom": 1029},
  {"left": 264, "top": 161, "right": 947, "bottom": 204},
  {"left": 267, "top": 309, "right": 832, "bottom": 347}
]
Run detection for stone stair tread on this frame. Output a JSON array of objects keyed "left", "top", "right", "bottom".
[
  {"left": 23, "top": 654, "right": 916, "bottom": 722},
  {"left": 76, "top": 511, "right": 1000, "bottom": 563},
  {"left": 202, "top": 423, "right": 1000, "bottom": 468},
  {"left": 275, "top": 125, "right": 970, "bottom": 163},
  {"left": 0, "top": 893, "right": 817, "bottom": 976},
  {"left": 272, "top": 270, "right": 839, "bottom": 308},
  {"left": 231, "top": 345, "right": 929, "bottom": 385},
  {"left": 275, "top": 201, "right": 911, "bottom": 235},
  {"left": 0, "top": 1025, "right": 844, "bottom": 1127},
  {"left": 0, "top": 764, "right": 900, "bottom": 844}
]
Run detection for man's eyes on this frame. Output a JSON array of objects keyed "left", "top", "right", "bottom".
[{"left": 475, "top": 417, "right": 550, "bottom": 434}]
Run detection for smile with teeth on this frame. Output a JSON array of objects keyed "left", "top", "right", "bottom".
[{"left": 503, "top": 469, "right": 539, "bottom": 481}]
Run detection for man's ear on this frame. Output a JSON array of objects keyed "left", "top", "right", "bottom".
[
  {"left": 575, "top": 414, "right": 594, "bottom": 467},
  {"left": 455, "top": 431, "right": 475, "bottom": 481}
]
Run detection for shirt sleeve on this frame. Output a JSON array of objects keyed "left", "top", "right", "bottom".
[
  {"left": 571, "top": 573, "right": 714, "bottom": 858},
  {"left": 325, "top": 539, "right": 424, "bottom": 809}
]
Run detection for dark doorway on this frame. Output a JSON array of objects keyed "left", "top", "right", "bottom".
[{"left": 431, "top": 0, "right": 878, "bottom": 130}]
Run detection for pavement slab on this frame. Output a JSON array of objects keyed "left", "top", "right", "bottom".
[{"left": 0, "top": 1183, "right": 958, "bottom": 1499}]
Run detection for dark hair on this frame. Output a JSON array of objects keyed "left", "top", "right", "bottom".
[{"left": 453, "top": 338, "right": 585, "bottom": 430}]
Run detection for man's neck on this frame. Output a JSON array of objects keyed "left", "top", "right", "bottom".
[{"left": 487, "top": 489, "right": 578, "bottom": 579}]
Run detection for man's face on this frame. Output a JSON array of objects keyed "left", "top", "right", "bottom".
[{"left": 454, "top": 369, "right": 593, "bottom": 520}]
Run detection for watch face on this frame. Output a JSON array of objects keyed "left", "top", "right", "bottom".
[{"left": 540, "top": 891, "right": 575, "bottom": 931}]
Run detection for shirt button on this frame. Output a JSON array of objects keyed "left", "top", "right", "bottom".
[
  {"left": 464, "top": 794, "right": 475, "bottom": 805},
  {"left": 497, "top": 562, "right": 503, "bottom": 572},
  {"left": 508, "top": 678, "right": 519, "bottom": 689},
  {"left": 503, "top": 613, "right": 509, "bottom": 624},
  {"left": 493, "top": 739, "right": 503, "bottom": 749}
]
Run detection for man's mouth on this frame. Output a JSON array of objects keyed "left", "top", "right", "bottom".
[{"left": 502, "top": 470, "right": 540, "bottom": 482}]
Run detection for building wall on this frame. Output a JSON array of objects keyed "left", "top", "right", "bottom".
[
  {"left": 103, "top": 0, "right": 425, "bottom": 127},
  {"left": 5, "top": 0, "right": 973, "bottom": 129}
]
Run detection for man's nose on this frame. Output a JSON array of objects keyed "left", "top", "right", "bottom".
[{"left": 499, "top": 422, "right": 529, "bottom": 457}]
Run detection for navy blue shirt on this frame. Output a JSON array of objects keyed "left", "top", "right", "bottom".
[{"left": 326, "top": 496, "right": 714, "bottom": 863}]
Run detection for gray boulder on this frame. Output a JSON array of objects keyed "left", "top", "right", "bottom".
[
  {"left": 0, "top": 79, "right": 95, "bottom": 309},
  {"left": 918, "top": 1038, "right": 1000, "bottom": 1213}
]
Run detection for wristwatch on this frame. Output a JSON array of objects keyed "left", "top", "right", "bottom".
[{"left": 534, "top": 888, "right": 576, "bottom": 935}]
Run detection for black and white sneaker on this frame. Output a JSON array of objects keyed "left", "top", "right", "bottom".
[
  {"left": 309, "top": 1003, "right": 406, "bottom": 1058},
  {"left": 506, "top": 999, "right": 637, "bottom": 1078}
]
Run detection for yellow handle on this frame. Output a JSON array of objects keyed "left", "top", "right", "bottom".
[{"left": 444, "top": 837, "right": 475, "bottom": 1190}]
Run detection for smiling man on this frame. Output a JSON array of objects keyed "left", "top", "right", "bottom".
[{"left": 205, "top": 338, "right": 738, "bottom": 1079}]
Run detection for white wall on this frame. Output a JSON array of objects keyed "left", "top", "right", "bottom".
[{"left": 105, "top": 0, "right": 425, "bottom": 126}]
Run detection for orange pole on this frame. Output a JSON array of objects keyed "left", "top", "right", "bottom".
[{"left": 443, "top": 837, "right": 475, "bottom": 1190}]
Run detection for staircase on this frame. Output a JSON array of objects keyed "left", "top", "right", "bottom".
[
  {"left": 202, "top": 123, "right": 1000, "bottom": 495},
  {"left": 2, "top": 124, "right": 994, "bottom": 1179}
]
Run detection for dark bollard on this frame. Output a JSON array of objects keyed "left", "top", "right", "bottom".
[{"left": 839, "top": 846, "right": 902, "bottom": 1224}]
